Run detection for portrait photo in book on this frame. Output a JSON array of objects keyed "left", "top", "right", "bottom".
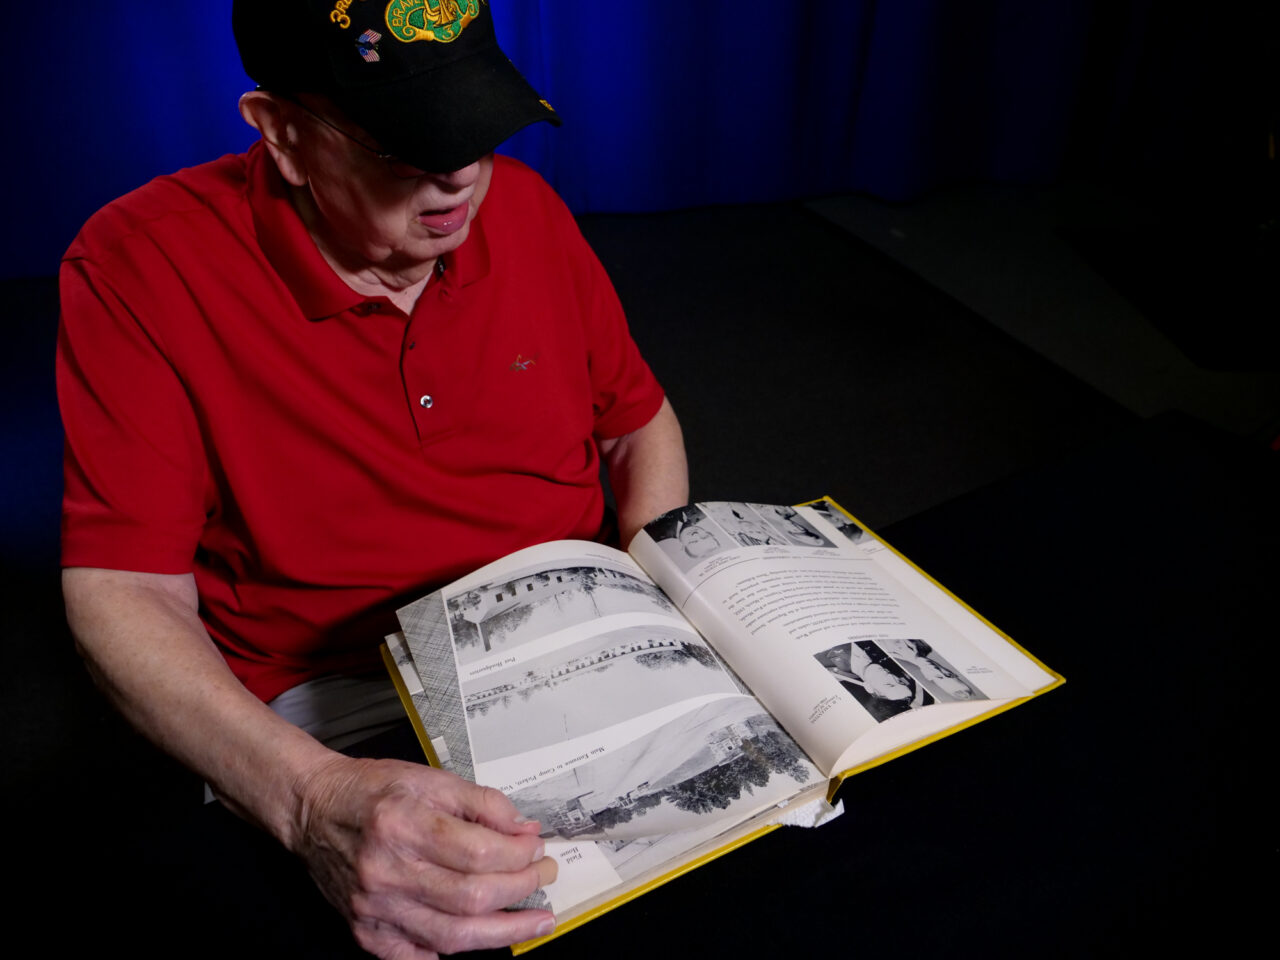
[
  {"left": 806, "top": 498, "right": 868, "bottom": 545},
  {"left": 880, "top": 637, "right": 987, "bottom": 702},
  {"left": 816, "top": 640, "right": 936, "bottom": 722},
  {"left": 751, "top": 503, "right": 834, "bottom": 548},
  {"left": 644, "top": 504, "right": 734, "bottom": 572},
  {"left": 701, "top": 501, "right": 794, "bottom": 547}
]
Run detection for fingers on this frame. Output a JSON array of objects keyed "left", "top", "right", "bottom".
[
  {"left": 347, "top": 855, "right": 557, "bottom": 957},
  {"left": 294, "top": 757, "right": 561, "bottom": 957},
  {"left": 409, "top": 805, "right": 546, "bottom": 877},
  {"left": 414, "top": 904, "right": 555, "bottom": 956},
  {"left": 353, "top": 901, "right": 556, "bottom": 959},
  {"left": 534, "top": 853, "right": 558, "bottom": 888},
  {"left": 440, "top": 779, "right": 544, "bottom": 837},
  {"left": 399, "top": 852, "right": 557, "bottom": 919}
]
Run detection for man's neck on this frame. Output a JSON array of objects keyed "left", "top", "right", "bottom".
[
  {"left": 322, "top": 253, "right": 435, "bottom": 315},
  {"left": 288, "top": 183, "right": 435, "bottom": 314}
]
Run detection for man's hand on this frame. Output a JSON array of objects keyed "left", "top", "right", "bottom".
[
  {"left": 64, "top": 568, "right": 557, "bottom": 958},
  {"left": 291, "top": 755, "right": 557, "bottom": 959}
]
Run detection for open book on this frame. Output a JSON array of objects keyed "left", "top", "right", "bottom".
[{"left": 383, "top": 498, "right": 1062, "bottom": 952}]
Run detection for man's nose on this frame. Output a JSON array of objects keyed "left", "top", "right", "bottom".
[{"left": 429, "top": 162, "right": 481, "bottom": 189}]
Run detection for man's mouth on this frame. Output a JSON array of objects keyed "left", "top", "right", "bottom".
[{"left": 416, "top": 201, "right": 471, "bottom": 234}]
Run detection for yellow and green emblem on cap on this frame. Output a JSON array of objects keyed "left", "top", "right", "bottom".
[{"left": 386, "top": 0, "right": 482, "bottom": 43}]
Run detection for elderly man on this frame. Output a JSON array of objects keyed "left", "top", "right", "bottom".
[{"left": 56, "top": 3, "right": 687, "bottom": 957}]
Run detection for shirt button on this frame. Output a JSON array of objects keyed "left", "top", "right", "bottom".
[{"left": 419, "top": 395, "right": 434, "bottom": 409}]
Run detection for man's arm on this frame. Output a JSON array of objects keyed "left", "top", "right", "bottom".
[
  {"left": 63, "top": 567, "right": 557, "bottom": 958},
  {"left": 598, "top": 397, "right": 690, "bottom": 547}
]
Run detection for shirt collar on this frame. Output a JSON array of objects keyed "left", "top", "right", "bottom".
[
  {"left": 248, "top": 142, "right": 361, "bottom": 321},
  {"left": 446, "top": 203, "right": 491, "bottom": 291},
  {"left": 247, "top": 141, "right": 492, "bottom": 320}
]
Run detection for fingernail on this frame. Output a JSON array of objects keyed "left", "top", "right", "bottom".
[
  {"left": 513, "top": 815, "right": 536, "bottom": 825},
  {"left": 533, "top": 840, "right": 545, "bottom": 861},
  {"left": 536, "top": 917, "right": 555, "bottom": 937}
]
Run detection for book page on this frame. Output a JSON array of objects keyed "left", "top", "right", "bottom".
[
  {"left": 394, "top": 540, "right": 822, "bottom": 915},
  {"left": 806, "top": 499, "right": 1058, "bottom": 692},
  {"left": 630, "top": 503, "right": 1043, "bottom": 776}
]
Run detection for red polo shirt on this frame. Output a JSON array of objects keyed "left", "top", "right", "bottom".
[{"left": 58, "top": 144, "right": 664, "bottom": 700}]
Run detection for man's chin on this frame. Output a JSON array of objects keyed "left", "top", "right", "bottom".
[{"left": 392, "top": 221, "right": 471, "bottom": 274}]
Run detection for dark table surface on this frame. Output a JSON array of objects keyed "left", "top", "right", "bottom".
[{"left": 20, "top": 413, "right": 1277, "bottom": 958}]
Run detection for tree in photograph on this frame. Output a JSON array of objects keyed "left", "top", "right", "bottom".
[
  {"left": 634, "top": 640, "right": 718, "bottom": 672},
  {"left": 487, "top": 596, "right": 538, "bottom": 645},
  {"left": 757, "top": 730, "right": 813, "bottom": 784},
  {"left": 592, "top": 805, "right": 636, "bottom": 830},
  {"left": 449, "top": 609, "right": 482, "bottom": 652},
  {"left": 574, "top": 568, "right": 604, "bottom": 618}
]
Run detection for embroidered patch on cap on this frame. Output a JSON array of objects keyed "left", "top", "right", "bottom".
[
  {"left": 357, "top": 28, "right": 382, "bottom": 61},
  {"left": 386, "top": 0, "right": 482, "bottom": 44},
  {"left": 509, "top": 354, "right": 536, "bottom": 371},
  {"left": 329, "top": 0, "right": 363, "bottom": 30}
]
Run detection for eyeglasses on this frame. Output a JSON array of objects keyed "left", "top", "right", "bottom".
[{"left": 283, "top": 95, "right": 426, "bottom": 179}]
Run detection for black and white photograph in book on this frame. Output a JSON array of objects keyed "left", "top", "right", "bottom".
[
  {"left": 750, "top": 503, "right": 835, "bottom": 548},
  {"left": 445, "top": 564, "right": 677, "bottom": 666},
  {"left": 881, "top": 637, "right": 987, "bottom": 703},
  {"left": 806, "top": 499, "right": 868, "bottom": 545},
  {"left": 462, "top": 626, "right": 737, "bottom": 763},
  {"left": 505, "top": 697, "right": 818, "bottom": 843},
  {"left": 644, "top": 504, "right": 733, "bottom": 573},
  {"left": 816, "top": 640, "right": 936, "bottom": 722},
  {"left": 700, "top": 502, "right": 792, "bottom": 547}
]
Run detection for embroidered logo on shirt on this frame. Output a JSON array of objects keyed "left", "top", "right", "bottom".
[
  {"left": 357, "top": 28, "right": 382, "bottom": 61},
  {"left": 509, "top": 354, "right": 536, "bottom": 372},
  {"left": 386, "top": 0, "right": 482, "bottom": 44}
]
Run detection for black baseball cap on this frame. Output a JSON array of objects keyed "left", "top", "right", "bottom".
[{"left": 233, "top": 1, "right": 560, "bottom": 173}]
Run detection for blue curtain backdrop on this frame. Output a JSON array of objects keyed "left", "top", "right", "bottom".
[{"left": 8, "top": 1, "right": 1107, "bottom": 280}]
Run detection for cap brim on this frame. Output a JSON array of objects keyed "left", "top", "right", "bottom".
[{"left": 335, "top": 44, "right": 560, "bottom": 173}]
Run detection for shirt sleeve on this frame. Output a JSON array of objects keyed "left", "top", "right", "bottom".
[
  {"left": 571, "top": 222, "right": 666, "bottom": 441},
  {"left": 57, "top": 255, "right": 208, "bottom": 573}
]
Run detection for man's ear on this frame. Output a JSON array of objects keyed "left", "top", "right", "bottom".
[{"left": 239, "top": 91, "right": 308, "bottom": 186}]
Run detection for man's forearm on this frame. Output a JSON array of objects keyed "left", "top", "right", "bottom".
[
  {"left": 63, "top": 567, "right": 335, "bottom": 845},
  {"left": 62, "top": 567, "right": 558, "bottom": 955},
  {"left": 599, "top": 397, "right": 690, "bottom": 547}
]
